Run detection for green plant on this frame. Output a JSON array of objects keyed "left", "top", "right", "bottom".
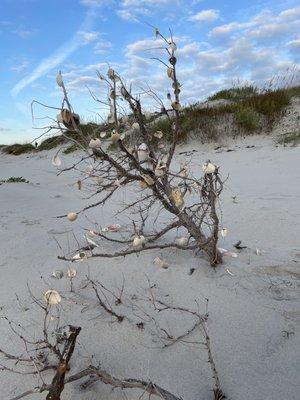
[
  {"left": 38, "top": 135, "right": 66, "bottom": 150},
  {"left": 208, "top": 85, "right": 258, "bottom": 102},
  {"left": 1, "top": 176, "right": 29, "bottom": 184},
  {"left": 2, "top": 143, "right": 35, "bottom": 155},
  {"left": 235, "top": 107, "right": 260, "bottom": 131},
  {"left": 277, "top": 131, "right": 300, "bottom": 146}
]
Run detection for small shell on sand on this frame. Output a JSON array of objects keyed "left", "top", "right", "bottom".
[
  {"left": 67, "top": 212, "right": 77, "bottom": 222},
  {"left": 44, "top": 290, "right": 61, "bottom": 305}
]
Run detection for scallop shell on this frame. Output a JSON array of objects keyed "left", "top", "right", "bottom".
[
  {"left": 67, "top": 268, "right": 77, "bottom": 278},
  {"left": 44, "top": 290, "right": 61, "bottom": 305},
  {"left": 133, "top": 235, "right": 145, "bottom": 248},
  {"left": 202, "top": 162, "right": 216, "bottom": 174},
  {"left": 132, "top": 122, "right": 140, "bottom": 131},
  {"left": 153, "top": 256, "right": 169, "bottom": 269}
]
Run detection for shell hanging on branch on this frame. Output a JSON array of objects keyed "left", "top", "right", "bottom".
[
  {"left": 169, "top": 41, "right": 177, "bottom": 54},
  {"left": 89, "top": 138, "right": 101, "bottom": 149},
  {"left": 155, "top": 160, "right": 166, "bottom": 177},
  {"left": 72, "top": 252, "right": 87, "bottom": 262},
  {"left": 67, "top": 268, "right": 77, "bottom": 278},
  {"left": 58, "top": 109, "right": 80, "bottom": 129},
  {"left": 67, "top": 212, "right": 77, "bottom": 222},
  {"left": 171, "top": 101, "right": 181, "bottom": 111},
  {"left": 44, "top": 290, "right": 62, "bottom": 305},
  {"left": 220, "top": 228, "right": 228, "bottom": 238},
  {"left": 176, "top": 237, "right": 188, "bottom": 246},
  {"left": 131, "top": 122, "right": 140, "bottom": 131},
  {"left": 167, "top": 67, "right": 175, "bottom": 79},
  {"left": 142, "top": 174, "right": 155, "bottom": 186},
  {"left": 52, "top": 154, "right": 61, "bottom": 167},
  {"left": 111, "top": 131, "right": 121, "bottom": 142},
  {"left": 138, "top": 143, "right": 150, "bottom": 162},
  {"left": 102, "top": 224, "right": 121, "bottom": 232},
  {"left": 172, "top": 187, "right": 184, "bottom": 209},
  {"left": 179, "top": 165, "right": 189, "bottom": 178},
  {"left": 56, "top": 71, "right": 63, "bottom": 87},
  {"left": 202, "top": 162, "right": 216, "bottom": 174},
  {"left": 133, "top": 235, "right": 146, "bottom": 248},
  {"left": 100, "top": 131, "right": 107, "bottom": 138},
  {"left": 107, "top": 68, "right": 115, "bottom": 80}
]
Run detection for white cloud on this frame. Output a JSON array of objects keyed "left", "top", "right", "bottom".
[
  {"left": 189, "top": 9, "right": 219, "bottom": 22},
  {"left": 11, "top": 9, "right": 96, "bottom": 97},
  {"left": 11, "top": 60, "right": 29, "bottom": 73},
  {"left": 79, "top": 30, "right": 99, "bottom": 43},
  {"left": 94, "top": 39, "right": 112, "bottom": 54},
  {"left": 12, "top": 28, "right": 37, "bottom": 38},
  {"left": 80, "top": 0, "right": 112, "bottom": 6}
]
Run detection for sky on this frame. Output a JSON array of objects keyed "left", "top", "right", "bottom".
[{"left": 0, "top": 0, "right": 299, "bottom": 144}]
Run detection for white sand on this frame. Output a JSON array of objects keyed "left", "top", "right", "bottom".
[{"left": 0, "top": 136, "right": 299, "bottom": 400}]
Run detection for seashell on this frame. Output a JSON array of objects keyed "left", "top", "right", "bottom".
[
  {"left": 67, "top": 268, "right": 77, "bottom": 278},
  {"left": 111, "top": 131, "right": 121, "bottom": 142},
  {"left": 67, "top": 212, "right": 77, "bottom": 222},
  {"left": 102, "top": 224, "right": 121, "bottom": 232},
  {"left": 172, "top": 187, "right": 184, "bottom": 209},
  {"left": 144, "top": 112, "right": 151, "bottom": 120},
  {"left": 167, "top": 67, "right": 174, "bottom": 79},
  {"left": 86, "top": 236, "right": 98, "bottom": 247},
  {"left": 56, "top": 71, "right": 63, "bottom": 87},
  {"left": 72, "top": 252, "right": 87, "bottom": 261},
  {"left": 153, "top": 256, "right": 169, "bottom": 269},
  {"left": 107, "top": 68, "right": 115, "bottom": 80},
  {"left": 107, "top": 114, "right": 115, "bottom": 124},
  {"left": 89, "top": 138, "right": 101, "bottom": 149},
  {"left": 94, "top": 176, "right": 104, "bottom": 185},
  {"left": 52, "top": 154, "right": 61, "bottom": 167},
  {"left": 87, "top": 230, "right": 96, "bottom": 237},
  {"left": 176, "top": 237, "right": 188, "bottom": 246},
  {"left": 217, "top": 248, "right": 237, "bottom": 258},
  {"left": 140, "top": 180, "right": 148, "bottom": 189},
  {"left": 142, "top": 174, "right": 155, "bottom": 186},
  {"left": 220, "top": 228, "right": 228, "bottom": 238},
  {"left": 57, "top": 113, "right": 63, "bottom": 123},
  {"left": 132, "top": 122, "right": 140, "bottom": 131},
  {"left": 154, "top": 130, "right": 163, "bottom": 139},
  {"left": 255, "top": 248, "right": 262, "bottom": 255},
  {"left": 133, "top": 235, "right": 145, "bottom": 248},
  {"left": 52, "top": 270, "right": 64, "bottom": 279},
  {"left": 155, "top": 161, "right": 166, "bottom": 177},
  {"left": 44, "top": 290, "right": 61, "bottom": 305},
  {"left": 110, "top": 89, "right": 116, "bottom": 99},
  {"left": 138, "top": 143, "right": 149, "bottom": 162},
  {"left": 85, "top": 165, "right": 94, "bottom": 176},
  {"left": 171, "top": 101, "right": 181, "bottom": 110},
  {"left": 179, "top": 165, "right": 189, "bottom": 178},
  {"left": 202, "top": 162, "right": 216, "bottom": 174},
  {"left": 100, "top": 131, "right": 107, "bottom": 138},
  {"left": 59, "top": 109, "right": 80, "bottom": 129},
  {"left": 169, "top": 41, "right": 177, "bottom": 54}
]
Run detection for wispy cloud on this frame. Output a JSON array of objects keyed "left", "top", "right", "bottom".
[
  {"left": 189, "top": 9, "right": 219, "bottom": 22},
  {"left": 11, "top": 9, "right": 96, "bottom": 97}
]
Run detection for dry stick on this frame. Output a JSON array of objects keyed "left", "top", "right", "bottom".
[{"left": 45, "top": 325, "right": 81, "bottom": 400}]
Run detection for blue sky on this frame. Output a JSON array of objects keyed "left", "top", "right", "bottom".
[{"left": 0, "top": 0, "right": 299, "bottom": 144}]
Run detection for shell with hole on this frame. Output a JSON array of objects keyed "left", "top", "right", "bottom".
[
  {"left": 220, "top": 228, "right": 228, "bottom": 238},
  {"left": 171, "top": 101, "right": 181, "bottom": 111},
  {"left": 179, "top": 165, "right": 189, "bottom": 178},
  {"left": 132, "top": 235, "right": 146, "bottom": 248},
  {"left": 171, "top": 187, "right": 184, "bottom": 209},
  {"left": 72, "top": 252, "right": 87, "bottom": 262},
  {"left": 202, "top": 162, "right": 216, "bottom": 174},
  {"left": 58, "top": 109, "right": 80, "bottom": 129},
  {"left": 111, "top": 131, "right": 121, "bottom": 142},
  {"left": 67, "top": 212, "right": 77, "bottom": 222},
  {"left": 89, "top": 138, "right": 101, "bottom": 149},
  {"left": 44, "top": 290, "right": 62, "bottom": 305}
]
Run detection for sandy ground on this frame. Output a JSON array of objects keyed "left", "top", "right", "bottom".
[{"left": 0, "top": 136, "right": 299, "bottom": 400}]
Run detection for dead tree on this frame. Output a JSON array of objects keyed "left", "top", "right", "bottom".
[{"left": 42, "top": 28, "right": 225, "bottom": 267}]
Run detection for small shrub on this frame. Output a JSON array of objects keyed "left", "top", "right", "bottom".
[
  {"left": 2, "top": 143, "right": 35, "bottom": 155},
  {"left": 1, "top": 176, "right": 29, "bottom": 184},
  {"left": 38, "top": 135, "right": 66, "bottom": 151},
  {"left": 208, "top": 86, "right": 258, "bottom": 102},
  {"left": 63, "top": 144, "right": 78, "bottom": 154},
  {"left": 277, "top": 131, "right": 300, "bottom": 146},
  {"left": 236, "top": 107, "right": 260, "bottom": 131}
]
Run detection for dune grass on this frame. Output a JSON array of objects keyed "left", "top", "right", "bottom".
[{"left": 277, "top": 131, "right": 300, "bottom": 146}]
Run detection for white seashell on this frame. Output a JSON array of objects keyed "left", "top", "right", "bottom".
[
  {"left": 85, "top": 165, "right": 94, "bottom": 176},
  {"left": 111, "top": 131, "right": 121, "bottom": 142},
  {"left": 179, "top": 165, "right": 189, "bottom": 178},
  {"left": 67, "top": 212, "right": 77, "bottom": 222},
  {"left": 218, "top": 248, "right": 237, "bottom": 258},
  {"left": 52, "top": 154, "right": 61, "bottom": 167},
  {"left": 87, "top": 230, "right": 96, "bottom": 237},
  {"left": 132, "top": 122, "right": 140, "bottom": 131},
  {"left": 107, "top": 68, "right": 115, "bottom": 80},
  {"left": 218, "top": 247, "right": 228, "bottom": 254},
  {"left": 56, "top": 71, "right": 63, "bottom": 87},
  {"left": 132, "top": 235, "right": 145, "bottom": 248},
  {"left": 220, "top": 228, "right": 228, "bottom": 238},
  {"left": 138, "top": 143, "right": 149, "bottom": 162},
  {"left": 171, "top": 101, "right": 181, "bottom": 110},
  {"left": 86, "top": 236, "right": 98, "bottom": 247},
  {"left": 202, "top": 162, "right": 216, "bottom": 174},
  {"left": 169, "top": 42, "right": 177, "bottom": 54},
  {"left": 67, "top": 268, "right": 77, "bottom": 278},
  {"left": 100, "top": 131, "right": 107, "bottom": 138},
  {"left": 176, "top": 237, "right": 188, "bottom": 246},
  {"left": 154, "top": 130, "right": 163, "bottom": 139},
  {"left": 57, "top": 113, "right": 63, "bottom": 123},
  {"left": 255, "top": 248, "right": 262, "bottom": 255},
  {"left": 72, "top": 252, "right": 87, "bottom": 261},
  {"left": 44, "top": 290, "right": 61, "bottom": 305},
  {"left": 153, "top": 256, "right": 169, "bottom": 269},
  {"left": 89, "top": 138, "right": 101, "bottom": 149},
  {"left": 52, "top": 270, "right": 64, "bottom": 279}
]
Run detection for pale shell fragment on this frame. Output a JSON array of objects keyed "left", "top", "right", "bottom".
[
  {"left": 72, "top": 252, "right": 87, "bottom": 262},
  {"left": 102, "top": 224, "right": 121, "bottom": 232},
  {"left": 56, "top": 71, "right": 63, "bottom": 87},
  {"left": 133, "top": 235, "right": 145, "bottom": 248},
  {"left": 100, "top": 131, "right": 107, "bottom": 138},
  {"left": 67, "top": 212, "right": 77, "bottom": 222},
  {"left": 153, "top": 256, "right": 169, "bottom": 269},
  {"left": 67, "top": 268, "right": 77, "bottom": 278},
  {"left": 220, "top": 228, "right": 228, "bottom": 238},
  {"left": 52, "top": 270, "right": 64, "bottom": 279},
  {"left": 44, "top": 290, "right": 61, "bottom": 305},
  {"left": 111, "top": 132, "right": 121, "bottom": 142},
  {"left": 131, "top": 122, "right": 140, "bottom": 131},
  {"left": 52, "top": 154, "right": 61, "bottom": 167},
  {"left": 172, "top": 187, "right": 184, "bottom": 209},
  {"left": 176, "top": 237, "right": 188, "bottom": 246}
]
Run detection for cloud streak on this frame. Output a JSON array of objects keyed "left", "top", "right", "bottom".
[{"left": 11, "top": 9, "right": 96, "bottom": 97}]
